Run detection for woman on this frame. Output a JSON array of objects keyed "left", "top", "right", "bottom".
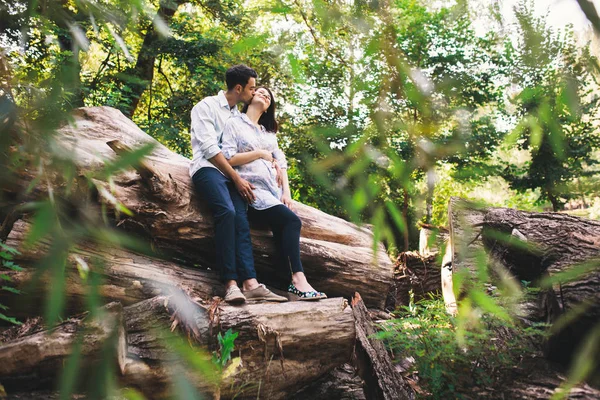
[{"left": 221, "top": 87, "right": 326, "bottom": 301}]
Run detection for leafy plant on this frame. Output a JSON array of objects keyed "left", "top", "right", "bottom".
[
  {"left": 212, "top": 328, "right": 239, "bottom": 370},
  {"left": 378, "top": 296, "right": 546, "bottom": 399},
  {"left": 0, "top": 242, "right": 22, "bottom": 325}
]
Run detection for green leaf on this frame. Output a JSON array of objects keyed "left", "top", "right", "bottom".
[
  {"left": 469, "top": 289, "right": 511, "bottom": 321},
  {"left": 25, "top": 201, "right": 56, "bottom": 247},
  {"left": 540, "top": 259, "right": 599, "bottom": 288},
  {"left": 231, "top": 34, "right": 269, "bottom": 54},
  {"left": 1, "top": 286, "right": 21, "bottom": 294},
  {"left": 59, "top": 336, "right": 84, "bottom": 400},
  {"left": 97, "top": 142, "right": 156, "bottom": 179},
  {"left": 44, "top": 249, "right": 68, "bottom": 327},
  {"left": 0, "top": 313, "right": 21, "bottom": 325}
]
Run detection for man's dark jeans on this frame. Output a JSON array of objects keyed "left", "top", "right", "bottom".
[{"left": 192, "top": 167, "right": 257, "bottom": 282}]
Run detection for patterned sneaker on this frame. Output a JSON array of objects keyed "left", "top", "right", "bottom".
[
  {"left": 243, "top": 284, "right": 288, "bottom": 302},
  {"left": 224, "top": 285, "right": 246, "bottom": 304},
  {"left": 287, "top": 283, "right": 327, "bottom": 301}
]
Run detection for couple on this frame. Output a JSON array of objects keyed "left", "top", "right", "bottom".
[{"left": 189, "top": 64, "right": 326, "bottom": 304}]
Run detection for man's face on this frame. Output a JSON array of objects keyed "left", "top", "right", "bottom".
[{"left": 239, "top": 77, "right": 256, "bottom": 104}]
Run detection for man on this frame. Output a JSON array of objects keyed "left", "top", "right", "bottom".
[{"left": 190, "top": 64, "right": 287, "bottom": 304}]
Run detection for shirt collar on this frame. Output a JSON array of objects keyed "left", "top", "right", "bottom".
[
  {"left": 239, "top": 113, "right": 266, "bottom": 132},
  {"left": 217, "top": 90, "right": 238, "bottom": 113}
]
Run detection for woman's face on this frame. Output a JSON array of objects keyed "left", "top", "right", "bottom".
[{"left": 252, "top": 88, "right": 272, "bottom": 111}]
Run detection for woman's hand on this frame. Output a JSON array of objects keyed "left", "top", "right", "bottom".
[
  {"left": 272, "top": 160, "right": 284, "bottom": 187},
  {"left": 281, "top": 193, "right": 294, "bottom": 210},
  {"left": 258, "top": 150, "right": 273, "bottom": 162}
]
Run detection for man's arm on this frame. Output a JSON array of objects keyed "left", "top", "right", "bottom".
[{"left": 209, "top": 153, "right": 256, "bottom": 202}]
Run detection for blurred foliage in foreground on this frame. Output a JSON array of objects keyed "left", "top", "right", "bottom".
[
  {"left": 1, "top": 0, "right": 600, "bottom": 398},
  {"left": 378, "top": 296, "right": 547, "bottom": 399}
]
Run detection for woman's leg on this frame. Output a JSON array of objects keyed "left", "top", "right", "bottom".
[{"left": 249, "top": 205, "right": 318, "bottom": 293}]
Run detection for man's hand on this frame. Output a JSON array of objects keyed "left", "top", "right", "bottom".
[
  {"left": 272, "top": 160, "right": 284, "bottom": 188},
  {"left": 234, "top": 176, "right": 256, "bottom": 203},
  {"left": 281, "top": 193, "right": 293, "bottom": 210}
]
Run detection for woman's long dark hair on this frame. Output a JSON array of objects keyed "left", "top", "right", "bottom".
[{"left": 242, "top": 87, "right": 278, "bottom": 133}]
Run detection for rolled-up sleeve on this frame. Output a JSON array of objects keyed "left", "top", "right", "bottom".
[
  {"left": 191, "top": 101, "right": 221, "bottom": 160},
  {"left": 272, "top": 137, "right": 288, "bottom": 170},
  {"left": 221, "top": 121, "right": 238, "bottom": 160}
]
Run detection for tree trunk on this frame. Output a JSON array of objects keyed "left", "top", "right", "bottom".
[
  {"left": 417, "top": 223, "right": 448, "bottom": 256},
  {"left": 33, "top": 106, "right": 393, "bottom": 309},
  {"left": 446, "top": 197, "right": 600, "bottom": 368},
  {"left": 351, "top": 293, "right": 414, "bottom": 400},
  {"left": 1, "top": 220, "right": 221, "bottom": 320},
  {"left": 0, "top": 303, "right": 126, "bottom": 393},
  {"left": 122, "top": 295, "right": 356, "bottom": 400},
  {"left": 386, "top": 251, "right": 441, "bottom": 310},
  {"left": 119, "top": 0, "right": 185, "bottom": 117}
]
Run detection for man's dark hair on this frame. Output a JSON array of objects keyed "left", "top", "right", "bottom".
[{"left": 225, "top": 65, "right": 257, "bottom": 90}]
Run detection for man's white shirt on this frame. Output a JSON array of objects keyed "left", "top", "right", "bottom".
[{"left": 189, "top": 90, "right": 240, "bottom": 177}]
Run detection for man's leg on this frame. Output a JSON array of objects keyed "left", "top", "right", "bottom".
[
  {"left": 192, "top": 168, "right": 238, "bottom": 282},
  {"left": 227, "top": 182, "right": 258, "bottom": 284}
]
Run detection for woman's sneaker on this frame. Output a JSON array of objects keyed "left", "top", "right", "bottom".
[
  {"left": 224, "top": 285, "right": 246, "bottom": 304},
  {"left": 243, "top": 284, "right": 288, "bottom": 302}
]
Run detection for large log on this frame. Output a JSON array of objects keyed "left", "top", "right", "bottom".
[
  {"left": 30, "top": 106, "right": 393, "bottom": 309},
  {"left": 122, "top": 295, "right": 356, "bottom": 400},
  {"left": 290, "top": 363, "right": 366, "bottom": 400},
  {"left": 386, "top": 251, "right": 441, "bottom": 310},
  {"left": 1, "top": 220, "right": 220, "bottom": 319},
  {"left": 351, "top": 293, "right": 414, "bottom": 400},
  {"left": 446, "top": 197, "right": 600, "bottom": 367},
  {"left": 0, "top": 302, "right": 126, "bottom": 393}
]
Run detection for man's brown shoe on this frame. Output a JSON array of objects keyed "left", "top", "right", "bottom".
[
  {"left": 224, "top": 285, "right": 246, "bottom": 304},
  {"left": 243, "top": 284, "right": 288, "bottom": 302}
]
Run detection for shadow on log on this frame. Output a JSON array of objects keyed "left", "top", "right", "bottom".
[{"left": 386, "top": 251, "right": 441, "bottom": 310}]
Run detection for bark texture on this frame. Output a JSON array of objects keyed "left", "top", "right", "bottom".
[
  {"left": 447, "top": 197, "right": 600, "bottom": 368},
  {"left": 0, "top": 303, "right": 126, "bottom": 392},
  {"left": 42, "top": 106, "right": 393, "bottom": 309},
  {"left": 2, "top": 220, "right": 220, "bottom": 319},
  {"left": 121, "top": 295, "right": 355, "bottom": 400},
  {"left": 351, "top": 292, "right": 415, "bottom": 400}
]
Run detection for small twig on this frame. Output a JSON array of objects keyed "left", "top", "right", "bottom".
[{"left": 292, "top": 0, "right": 351, "bottom": 70}]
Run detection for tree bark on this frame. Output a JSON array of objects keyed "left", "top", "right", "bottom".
[
  {"left": 446, "top": 197, "right": 600, "bottom": 368},
  {"left": 0, "top": 302, "right": 126, "bottom": 393},
  {"left": 386, "top": 251, "right": 441, "bottom": 310},
  {"left": 119, "top": 0, "right": 185, "bottom": 117},
  {"left": 39, "top": 106, "right": 393, "bottom": 309},
  {"left": 290, "top": 363, "right": 366, "bottom": 400},
  {"left": 2, "top": 220, "right": 221, "bottom": 320},
  {"left": 122, "top": 295, "right": 356, "bottom": 400},
  {"left": 351, "top": 292, "right": 414, "bottom": 400}
]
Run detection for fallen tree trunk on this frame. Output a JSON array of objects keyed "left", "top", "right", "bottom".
[
  {"left": 386, "top": 251, "right": 441, "bottom": 310},
  {"left": 290, "top": 363, "right": 366, "bottom": 400},
  {"left": 1, "top": 220, "right": 220, "bottom": 320},
  {"left": 4, "top": 106, "right": 392, "bottom": 309},
  {"left": 351, "top": 293, "right": 414, "bottom": 400},
  {"left": 417, "top": 223, "right": 448, "bottom": 256},
  {"left": 471, "top": 357, "right": 600, "bottom": 399},
  {"left": 0, "top": 302, "right": 126, "bottom": 393},
  {"left": 446, "top": 197, "right": 600, "bottom": 368},
  {"left": 122, "top": 295, "right": 356, "bottom": 400}
]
